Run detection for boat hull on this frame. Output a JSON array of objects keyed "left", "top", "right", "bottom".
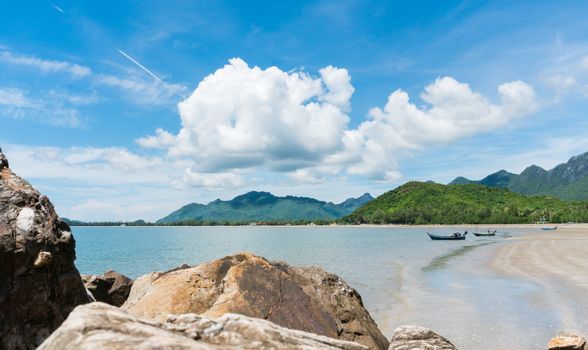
[
  {"left": 427, "top": 232, "right": 466, "bottom": 240},
  {"left": 473, "top": 231, "right": 496, "bottom": 237}
]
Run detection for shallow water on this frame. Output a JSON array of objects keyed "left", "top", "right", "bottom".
[{"left": 73, "top": 226, "right": 564, "bottom": 349}]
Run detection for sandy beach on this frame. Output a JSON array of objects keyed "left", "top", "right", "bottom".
[{"left": 491, "top": 226, "right": 588, "bottom": 335}]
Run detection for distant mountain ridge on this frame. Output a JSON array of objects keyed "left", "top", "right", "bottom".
[
  {"left": 157, "top": 191, "right": 373, "bottom": 224},
  {"left": 449, "top": 151, "right": 588, "bottom": 200}
]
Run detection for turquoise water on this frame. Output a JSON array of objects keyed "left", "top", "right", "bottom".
[{"left": 72, "top": 226, "right": 562, "bottom": 349}]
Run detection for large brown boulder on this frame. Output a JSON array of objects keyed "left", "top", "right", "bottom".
[
  {"left": 38, "top": 302, "right": 368, "bottom": 350},
  {"left": 0, "top": 151, "right": 91, "bottom": 349},
  {"left": 82, "top": 270, "right": 134, "bottom": 306},
  {"left": 388, "top": 325, "right": 457, "bottom": 350},
  {"left": 123, "top": 252, "right": 389, "bottom": 349}
]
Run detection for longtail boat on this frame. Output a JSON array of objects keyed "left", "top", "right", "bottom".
[{"left": 427, "top": 232, "right": 467, "bottom": 240}]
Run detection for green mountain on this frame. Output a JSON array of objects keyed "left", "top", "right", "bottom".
[
  {"left": 157, "top": 191, "right": 373, "bottom": 224},
  {"left": 336, "top": 193, "right": 374, "bottom": 211},
  {"left": 449, "top": 151, "right": 588, "bottom": 200},
  {"left": 343, "top": 181, "right": 588, "bottom": 224}
]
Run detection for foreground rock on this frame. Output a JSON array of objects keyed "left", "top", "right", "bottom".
[
  {"left": 548, "top": 334, "right": 586, "bottom": 350},
  {"left": 39, "top": 302, "right": 368, "bottom": 350},
  {"left": 123, "top": 252, "right": 389, "bottom": 349},
  {"left": 0, "top": 151, "right": 90, "bottom": 349},
  {"left": 388, "top": 325, "right": 457, "bottom": 350},
  {"left": 82, "top": 270, "right": 134, "bottom": 306}
]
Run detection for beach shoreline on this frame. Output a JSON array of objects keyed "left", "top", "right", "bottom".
[
  {"left": 489, "top": 227, "right": 588, "bottom": 335},
  {"left": 92, "top": 223, "right": 588, "bottom": 229}
]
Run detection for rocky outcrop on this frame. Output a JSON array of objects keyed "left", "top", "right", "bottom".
[
  {"left": 82, "top": 270, "right": 134, "bottom": 306},
  {"left": 123, "top": 252, "right": 389, "bottom": 349},
  {"left": 38, "top": 302, "right": 368, "bottom": 350},
  {"left": 0, "top": 151, "right": 91, "bottom": 350},
  {"left": 388, "top": 325, "right": 457, "bottom": 350},
  {"left": 548, "top": 334, "right": 586, "bottom": 350}
]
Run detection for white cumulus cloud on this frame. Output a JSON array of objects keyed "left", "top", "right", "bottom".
[
  {"left": 169, "top": 58, "right": 352, "bottom": 172},
  {"left": 137, "top": 59, "right": 538, "bottom": 185},
  {"left": 337, "top": 77, "right": 537, "bottom": 180}
]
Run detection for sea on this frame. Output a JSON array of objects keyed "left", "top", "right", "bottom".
[{"left": 72, "top": 225, "right": 567, "bottom": 349}]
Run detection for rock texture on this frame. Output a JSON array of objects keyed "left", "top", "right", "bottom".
[
  {"left": 38, "top": 302, "right": 368, "bottom": 350},
  {"left": 82, "top": 270, "right": 134, "bottom": 306},
  {"left": 548, "top": 334, "right": 586, "bottom": 350},
  {"left": 0, "top": 151, "right": 90, "bottom": 350},
  {"left": 388, "top": 325, "right": 457, "bottom": 350},
  {"left": 123, "top": 252, "right": 389, "bottom": 349}
]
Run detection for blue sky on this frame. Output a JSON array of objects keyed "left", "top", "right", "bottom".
[{"left": 2, "top": 0, "right": 588, "bottom": 221}]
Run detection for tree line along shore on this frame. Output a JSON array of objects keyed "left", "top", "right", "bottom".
[{"left": 65, "top": 182, "right": 588, "bottom": 226}]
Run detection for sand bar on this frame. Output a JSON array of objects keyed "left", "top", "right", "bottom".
[{"left": 491, "top": 226, "right": 588, "bottom": 335}]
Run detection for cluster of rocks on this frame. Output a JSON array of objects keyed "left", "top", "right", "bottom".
[
  {"left": 49, "top": 252, "right": 464, "bottom": 350},
  {"left": 0, "top": 149, "right": 585, "bottom": 350}
]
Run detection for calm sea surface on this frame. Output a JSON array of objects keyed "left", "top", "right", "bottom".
[{"left": 73, "top": 226, "right": 563, "bottom": 349}]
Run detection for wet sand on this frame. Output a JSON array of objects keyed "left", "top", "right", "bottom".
[
  {"left": 492, "top": 226, "right": 588, "bottom": 283},
  {"left": 491, "top": 226, "right": 588, "bottom": 336}
]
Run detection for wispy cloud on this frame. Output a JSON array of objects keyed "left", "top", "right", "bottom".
[
  {"left": 0, "top": 51, "right": 91, "bottom": 77},
  {"left": 97, "top": 74, "right": 187, "bottom": 105},
  {"left": 1, "top": 48, "right": 188, "bottom": 107},
  {"left": 0, "top": 87, "right": 31, "bottom": 107},
  {"left": 2, "top": 144, "right": 248, "bottom": 221},
  {"left": 173, "top": 169, "right": 245, "bottom": 190},
  {"left": 47, "top": 89, "right": 101, "bottom": 105},
  {"left": 2, "top": 144, "right": 184, "bottom": 221},
  {"left": 0, "top": 87, "right": 83, "bottom": 128}
]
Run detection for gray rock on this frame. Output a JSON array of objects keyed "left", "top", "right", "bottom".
[
  {"left": 38, "top": 302, "right": 369, "bottom": 350},
  {"left": 388, "top": 325, "right": 456, "bottom": 350},
  {"left": 0, "top": 151, "right": 91, "bottom": 350},
  {"left": 82, "top": 270, "right": 134, "bottom": 306},
  {"left": 548, "top": 333, "right": 586, "bottom": 350}
]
